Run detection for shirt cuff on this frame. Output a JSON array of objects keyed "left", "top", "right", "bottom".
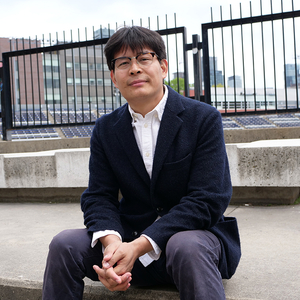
[
  {"left": 91, "top": 230, "right": 122, "bottom": 248},
  {"left": 138, "top": 234, "right": 162, "bottom": 267}
]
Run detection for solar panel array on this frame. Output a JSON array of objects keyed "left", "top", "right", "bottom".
[{"left": 1, "top": 111, "right": 300, "bottom": 140}]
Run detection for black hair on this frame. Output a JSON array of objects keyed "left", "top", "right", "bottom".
[{"left": 104, "top": 26, "right": 166, "bottom": 71}]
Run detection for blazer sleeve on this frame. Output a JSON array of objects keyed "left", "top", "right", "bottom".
[{"left": 80, "top": 117, "right": 124, "bottom": 238}]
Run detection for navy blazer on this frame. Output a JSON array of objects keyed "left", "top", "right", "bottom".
[{"left": 81, "top": 86, "right": 241, "bottom": 279}]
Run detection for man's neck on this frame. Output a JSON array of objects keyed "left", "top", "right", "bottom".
[{"left": 128, "top": 87, "right": 165, "bottom": 117}]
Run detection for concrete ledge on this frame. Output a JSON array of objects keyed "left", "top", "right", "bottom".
[
  {"left": 0, "top": 148, "right": 90, "bottom": 188},
  {"left": 0, "top": 139, "right": 300, "bottom": 204},
  {"left": 224, "top": 126, "right": 300, "bottom": 144},
  {"left": 0, "top": 278, "right": 180, "bottom": 300},
  {"left": 0, "top": 187, "right": 86, "bottom": 202},
  {"left": 231, "top": 187, "right": 300, "bottom": 205},
  {"left": 0, "top": 137, "right": 90, "bottom": 154},
  {"left": 1, "top": 203, "right": 300, "bottom": 300}
]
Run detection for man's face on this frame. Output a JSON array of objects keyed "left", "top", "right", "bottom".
[{"left": 110, "top": 47, "right": 168, "bottom": 109}]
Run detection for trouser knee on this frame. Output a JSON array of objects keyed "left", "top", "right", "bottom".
[{"left": 166, "top": 230, "right": 221, "bottom": 273}]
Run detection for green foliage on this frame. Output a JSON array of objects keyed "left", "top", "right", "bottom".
[
  {"left": 294, "top": 195, "right": 300, "bottom": 205},
  {"left": 165, "top": 78, "right": 185, "bottom": 95}
]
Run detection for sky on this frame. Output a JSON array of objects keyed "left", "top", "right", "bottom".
[{"left": 1, "top": 0, "right": 297, "bottom": 42}]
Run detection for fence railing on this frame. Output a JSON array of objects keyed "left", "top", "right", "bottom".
[
  {"left": 2, "top": 2, "right": 300, "bottom": 140},
  {"left": 1, "top": 22, "right": 188, "bottom": 140},
  {"left": 201, "top": 0, "right": 300, "bottom": 115}
]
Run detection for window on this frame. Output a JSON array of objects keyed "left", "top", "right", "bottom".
[{"left": 66, "top": 62, "right": 73, "bottom": 69}]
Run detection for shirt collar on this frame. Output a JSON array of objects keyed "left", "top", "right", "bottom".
[{"left": 128, "top": 85, "right": 168, "bottom": 122}]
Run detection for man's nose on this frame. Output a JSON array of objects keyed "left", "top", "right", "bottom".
[{"left": 129, "top": 59, "right": 142, "bottom": 73}]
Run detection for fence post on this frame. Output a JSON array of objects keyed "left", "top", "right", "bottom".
[
  {"left": 201, "top": 25, "right": 211, "bottom": 105},
  {"left": 1, "top": 53, "right": 13, "bottom": 141},
  {"left": 182, "top": 27, "right": 190, "bottom": 98},
  {"left": 192, "top": 34, "right": 202, "bottom": 101},
  {"left": 0, "top": 61, "right": 2, "bottom": 119}
]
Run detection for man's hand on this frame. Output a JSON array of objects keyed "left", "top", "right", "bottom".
[
  {"left": 93, "top": 265, "right": 132, "bottom": 291},
  {"left": 93, "top": 235, "right": 153, "bottom": 291}
]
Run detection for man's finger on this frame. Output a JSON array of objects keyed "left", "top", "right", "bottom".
[{"left": 93, "top": 265, "right": 132, "bottom": 291}]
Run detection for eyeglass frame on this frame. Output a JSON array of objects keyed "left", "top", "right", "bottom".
[{"left": 111, "top": 51, "right": 160, "bottom": 70}]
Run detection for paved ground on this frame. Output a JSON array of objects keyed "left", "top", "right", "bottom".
[{"left": 0, "top": 202, "right": 299, "bottom": 300}]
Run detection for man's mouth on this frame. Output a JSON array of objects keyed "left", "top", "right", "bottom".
[{"left": 129, "top": 79, "right": 147, "bottom": 87}]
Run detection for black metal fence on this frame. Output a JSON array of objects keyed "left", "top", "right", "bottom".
[
  {"left": 201, "top": 0, "right": 300, "bottom": 115},
  {"left": 1, "top": 17, "right": 190, "bottom": 140},
  {"left": 1, "top": 1, "right": 300, "bottom": 140}
]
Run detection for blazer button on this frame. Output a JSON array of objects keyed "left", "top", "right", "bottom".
[
  {"left": 132, "top": 231, "right": 138, "bottom": 237},
  {"left": 156, "top": 207, "right": 163, "bottom": 212}
]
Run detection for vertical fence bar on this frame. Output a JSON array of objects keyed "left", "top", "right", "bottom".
[
  {"left": 220, "top": 6, "right": 227, "bottom": 114},
  {"left": 192, "top": 34, "right": 201, "bottom": 101},
  {"left": 211, "top": 8, "right": 217, "bottom": 107},
  {"left": 270, "top": 0, "right": 278, "bottom": 111},
  {"left": 165, "top": 15, "right": 171, "bottom": 89},
  {"left": 250, "top": 2, "right": 257, "bottom": 112},
  {"left": 92, "top": 26, "right": 99, "bottom": 118},
  {"left": 56, "top": 32, "right": 63, "bottom": 124},
  {"left": 49, "top": 34, "right": 56, "bottom": 122},
  {"left": 22, "top": 38, "right": 29, "bottom": 125},
  {"left": 240, "top": 3, "right": 247, "bottom": 112},
  {"left": 281, "top": 0, "right": 288, "bottom": 110},
  {"left": 63, "top": 31, "right": 70, "bottom": 124},
  {"left": 1, "top": 53, "right": 13, "bottom": 140},
  {"left": 16, "top": 39, "right": 22, "bottom": 125},
  {"left": 35, "top": 36, "right": 43, "bottom": 124},
  {"left": 100, "top": 26, "right": 107, "bottom": 114},
  {"left": 29, "top": 37, "right": 36, "bottom": 124},
  {"left": 78, "top": 29, "right": 84, "bottom": 121},
  {"left": 109, "top": 24, "right": 115, "bottom": 111},
  {"left": 292, "top": 0, "right": 299, "bottom": 109},
  {"left": 202, "top": 24, "right": 211, "bottom": 105},
  {"left": 173, "top": 16, "right": 180, "bottom": 94},
  {"left": 9, "top": 39, "right": 16, "bottom": 125},
  {"left": 70, "top": 30, "right": 77, "bottom": 115},
  {"left": 260, "top": 0, "right": 267, "bottom": 111},
  {"left": 230, "top": 5, "right": 237, "bottom": 112},
  {"left": 182, "top": 26, "right": 189, "bottom": 98},
  {"left": 85, "top": 27, "right": 92, "bottom": 122},
  {"left": 42, "top": 35, "right": 50, "bottom": 125}
]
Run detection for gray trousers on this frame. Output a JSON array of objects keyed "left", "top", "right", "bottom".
[{"left": 42, "top": 229, "right": 225, "bottom": 300}]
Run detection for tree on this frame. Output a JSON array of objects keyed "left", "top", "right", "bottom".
[{"left": 165, "top": 78, "right": 185, "bottom": 95}]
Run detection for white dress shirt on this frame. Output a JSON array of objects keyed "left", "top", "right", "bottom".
[{"left": 92, "top": 86, "right": 168, "bottom": 267}]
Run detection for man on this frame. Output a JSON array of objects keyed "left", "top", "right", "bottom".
[{"left": 43, "top": 26, "right": 241, "bottom": 300}]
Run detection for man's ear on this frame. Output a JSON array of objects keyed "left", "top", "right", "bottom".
[
  {"left": 161, "top": 59, "right": 168, "bottom": 79},
  {"left": 110, "top": 70, "right": 118, "bottom": 88}
]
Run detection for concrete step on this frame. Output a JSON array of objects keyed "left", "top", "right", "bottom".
[{"left": 0, "top": 203, "right": 299, "bottom": 300}]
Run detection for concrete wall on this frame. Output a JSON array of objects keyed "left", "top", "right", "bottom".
[
  {"left": 227, "top": 139, "right": 300, "bottom": 204},
  {"left": 0, "top": 139, "right": 299, "bottom": 205},
  {"left": 0, "top": 148, "right": 90, "bottom": 188},
  {"left": 0, "top": 137, "right": 90, "bottom": 154}
]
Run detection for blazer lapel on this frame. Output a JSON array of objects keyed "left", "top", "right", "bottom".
[
  {"left": 151, "top": 91, "right": 185, "bottom": 188},
  {"left": 114, "top": 105, "right": 151, "bottom": 186}
]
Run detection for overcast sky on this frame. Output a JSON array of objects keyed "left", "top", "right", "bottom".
[{"left": 1, "top": 0, "right": 298, "bottom": 42}]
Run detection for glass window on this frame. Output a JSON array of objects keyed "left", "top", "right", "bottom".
[{"left": 66, "top": 62, "right": 73, "bottom": 69}]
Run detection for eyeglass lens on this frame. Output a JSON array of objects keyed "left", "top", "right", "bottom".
[{"left": 114, "top": 52, "right": 155, "bottom": 69}]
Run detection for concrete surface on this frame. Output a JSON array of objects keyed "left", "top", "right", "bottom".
[
  {"left": 1, "top": 140, "right": 300, "bottom": 204},
  {"left": 0, "top": 202, "right": 299, "bottom": 300}
]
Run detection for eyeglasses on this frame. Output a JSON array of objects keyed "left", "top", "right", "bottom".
[{"left": 111, "top": 52, "right": 159, "bottom": 70}]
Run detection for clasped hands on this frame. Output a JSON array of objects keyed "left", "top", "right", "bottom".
[{"left": 93, "top": 234, "right": 152, "bottom": 292}]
